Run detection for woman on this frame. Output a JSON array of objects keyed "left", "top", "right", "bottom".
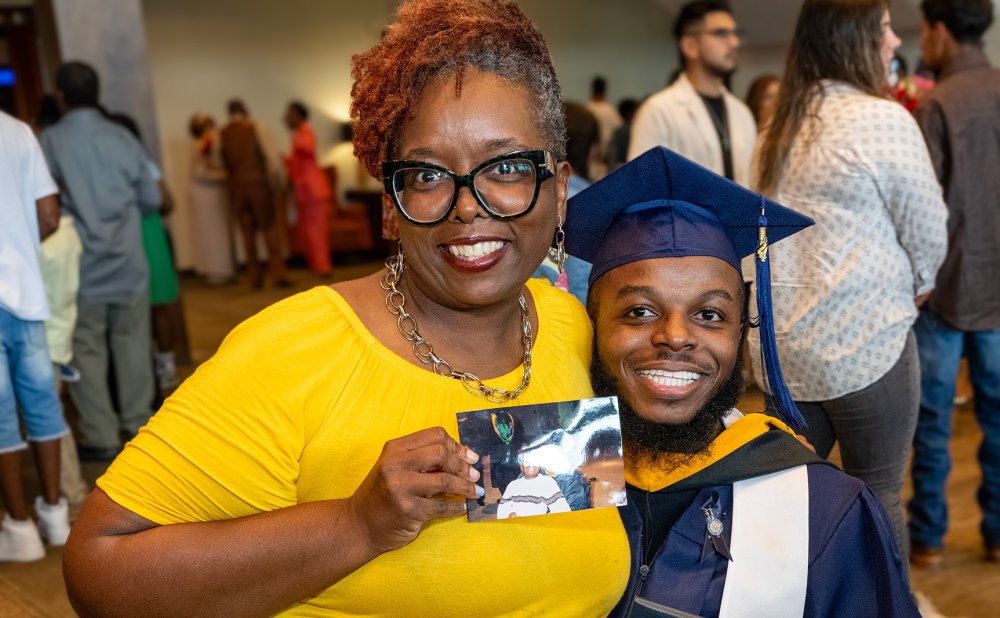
[
  {"left": 282, "top": 101, "right": 332, "bottom": 277},
  {"left": 188, "top": 113, "right": 235, "bottom": 285},
  {"left": 743, "top": 73, "right": 780, "bottom": 129},
  {"left": 63, "top": 1, "right": 629, "bottom": 616},
  {"left": 750, "top": 0, "right": 948, "bottom": 565}
]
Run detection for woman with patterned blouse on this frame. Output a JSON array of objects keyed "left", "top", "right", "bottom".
[{"left": 749, "top": 0, "right": 948, "bottom": 566}]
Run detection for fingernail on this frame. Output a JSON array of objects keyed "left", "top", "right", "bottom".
[
  {"left": 476, "top": 485, "right": 485, "bottom": 498},
  {"left": 469, "top": 467, "right": 481, "bottom": 481},
  {"left": 465, "top": 448, "right": 479, "bottom": 463}
]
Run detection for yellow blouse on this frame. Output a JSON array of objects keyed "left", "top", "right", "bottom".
[{"left": 99, "top": 279, "right": 629, "bottom": 616}]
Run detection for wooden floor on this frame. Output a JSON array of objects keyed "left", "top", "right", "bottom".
[{"left": 0, "top": 261, "right": 996, "bottom": 616}]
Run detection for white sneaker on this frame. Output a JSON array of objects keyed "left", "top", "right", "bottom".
[
  {"left": 35, "top": 496, "right": 70, "bottom": 546},
  {"left": 0, "top": 514, "right": 45, "bottom": 562},
  {"left": 155, "top": 351, "right": 180, "bottom": 389}
]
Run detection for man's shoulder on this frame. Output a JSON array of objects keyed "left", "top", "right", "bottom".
[
  {"left": 0, "top": 112, "right": 37, "bottom": 154},
  {"left": 929, "top": 65, "right": 1000, "bottom": 104},
  {"left": 722, "top": 90, "right": 754, "bottom": 120},
  {"left": 645, "top": 81, "right": 689, "bottom": 108},
  {"left": 0, "top": 110, "right": 30, "bottom": 134}
]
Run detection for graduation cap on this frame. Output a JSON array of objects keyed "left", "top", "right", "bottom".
[{"left": 565, "top": 147, "right": 814, "bottom": 430}]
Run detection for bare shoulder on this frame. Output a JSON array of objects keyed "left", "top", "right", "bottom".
[
  {"left": 331, "top": 272, "right": 382, "bottom": 309},
  {"left": 329, "top": 271, "right": 401, "bottom": 351}
]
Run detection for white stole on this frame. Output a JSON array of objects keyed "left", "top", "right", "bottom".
[{"left": 718, "top": 465, "right": 810, "bottom": 618}]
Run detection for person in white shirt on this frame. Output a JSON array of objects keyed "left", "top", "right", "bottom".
[
  {"left": 497, "top": 451, "right": 572, "bottom": 519},
  {"left": 628, "top": 0, "right": 756, "bottom": 186},
  {"left": 0, "top": 111, "right": 72, "bottom": 562},
  {"left": 750, "top": 0, "right": 948, "bottom": 566},
  {"left": 585, "top": 76, "right": 623, "bottom": 181}
]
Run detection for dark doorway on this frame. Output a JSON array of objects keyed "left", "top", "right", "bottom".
[{"left": 0, "top": 5, "right": 46, "bottom": 121}]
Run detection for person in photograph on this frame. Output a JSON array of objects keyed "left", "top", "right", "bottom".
[
  {"left": 497, "top": 449, "right": 572, "bottom": 519},
  {"left": 568, "top": 147, "right": 918, "bottom": 617},
  {"left": 750, "top": 0, "right": 948, "bottom": 567},
  {"left": 62, "top": 1, "right": 629, "bottom": 616}
]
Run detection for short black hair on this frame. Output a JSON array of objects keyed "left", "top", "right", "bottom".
[
  {"left": 227, "top": 98, "right": 248, "bottom": 116},
  {"left": 287, "top": 100, "right": 309, "bottom": 120},
  {"left": 563, "top": 101, "right": 599, "bottom": 179},
  {"left": 55, "top": 61, "right": 99, "bottom": 108},
  {"left": 921, "top": 0, "right": 994, "bottom": 42},
  {"left": 617, "top": 98, "right": 639, "bottom": 121},
  {"left": 35, "top": 94, "right": 62, "bottom": 130},
  {"left": 591, "top": 76, "right": 607, "bottom": 97},
  {"left": 674, "top": 0, "right": 733, "bottom": 41}
]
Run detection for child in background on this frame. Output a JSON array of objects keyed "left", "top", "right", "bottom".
[{"left": 39, "top": 214, "right": 90, "bottom": 514}]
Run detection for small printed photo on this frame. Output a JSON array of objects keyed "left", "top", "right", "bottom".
[{"left": 456, "top": 397, "right": 626, "bottom": 523}]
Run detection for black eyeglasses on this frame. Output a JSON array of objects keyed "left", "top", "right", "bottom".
[
  {"left": 382, "top": 149, "right": 556, "bottom": 225},
  {"left": 692, "top": 27, "right": 744, "bottom": 40}
]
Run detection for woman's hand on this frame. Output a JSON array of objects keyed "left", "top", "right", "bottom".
[{"left": 348, "top": 427, "right": 480, "bottom": 555}]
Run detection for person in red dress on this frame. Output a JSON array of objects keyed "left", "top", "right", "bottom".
[{"left": 283, "top": 101, "right": 332, "bottom": 277}]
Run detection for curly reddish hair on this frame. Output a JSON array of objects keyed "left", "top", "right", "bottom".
[{"left": 350, "top": 0, "right": 566, "bottom": 178}]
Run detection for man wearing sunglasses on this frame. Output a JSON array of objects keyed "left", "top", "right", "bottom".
[{"left": 628, "top": 0, "right": 757, "bottom": 187}]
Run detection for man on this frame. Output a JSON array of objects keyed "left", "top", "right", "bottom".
[
  {"left": 627, "top": 1, "right": 756, "bottom": 185},
  {"left": 908, "top": 0, "right": 1000, "bottom": 567},
  {"left": 0, "top": 110, "right": 71, "bottom": 561},
  {"left": 283, "top": 101, "right": 332, "bottom": 277},
  {"left": 585, "top": 76, "right": 623, "bottom": 180},
  {"left": 221, "top": 99, "right": 289, "bottom": 288},
  {"left": 567, "top": 148, "right": 917, "bottom": 616},
  {"left": 40, "top": 62, "right": 160, "bottom": 462}
]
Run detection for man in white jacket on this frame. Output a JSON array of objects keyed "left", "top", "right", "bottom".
[{"left": 628, "top": 0, "right": 756, "bottom": 186}]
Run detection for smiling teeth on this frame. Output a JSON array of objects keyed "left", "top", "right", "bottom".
[
  {"left": 446, "top": 241, "right": 506, "bottom": 260},
  {"left": 637, "top": 370, "right": 701, "bottom": 387}
]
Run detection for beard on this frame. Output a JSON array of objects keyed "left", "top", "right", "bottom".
[
  {"left": 704, "top": 56, "right": 737, "bottom": 80},
  {"left": 590, "top": 342, "right": 744, "bottom": 470}
]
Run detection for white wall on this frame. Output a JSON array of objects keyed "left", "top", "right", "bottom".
[
  {"left": 52, "top": 0, "right": 161, "bottom": 160},
  {"left": 142, "top": 0, "right": 674, "bottom": 269},
  {"left": 143, "top": 0, "right": 1000, "bottom": 270}
]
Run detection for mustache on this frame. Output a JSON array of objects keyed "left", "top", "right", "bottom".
[{"left": 646, "top": 351, "right": 715, "bottom": 374}]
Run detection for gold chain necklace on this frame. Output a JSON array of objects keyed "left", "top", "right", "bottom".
[{"left": 379, "top": 251, "right": 532, "bottom": 403}]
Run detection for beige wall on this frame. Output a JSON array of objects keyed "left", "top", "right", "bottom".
[
  {"left": 142, "top": 0, "right": 674, "bottom": 269},
  {"left": 143, "top": 1, "right": 1000, "bottom": 270}
]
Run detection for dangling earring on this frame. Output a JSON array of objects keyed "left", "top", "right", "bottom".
[
  {"left": 554, "top": 216, "right": 567, "bottom": 275},
  {"left": 387, "top": 242, "right": 405, "bottom": 281}
]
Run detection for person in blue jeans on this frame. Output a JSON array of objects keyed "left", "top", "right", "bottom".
[
  {"left": 910, "top": 310, "right": 1000, "bottom": 563},
  {"left": 907, "top": 0, "right": 1000, "bottom": 566},
  {"left": 0, "top": 110, "right": 72, "bottom": 562}
]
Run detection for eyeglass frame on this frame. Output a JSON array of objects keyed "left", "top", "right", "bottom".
[
  {"left": 689, "top": 27, "right": 745, "bottom": 40},
  {"left": 381, "top": 149, "right": 557, "bottom": 226}
]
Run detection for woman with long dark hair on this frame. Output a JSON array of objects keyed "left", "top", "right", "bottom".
[{"left": 750, "top": 0, "right": 948, "bottom": 566}]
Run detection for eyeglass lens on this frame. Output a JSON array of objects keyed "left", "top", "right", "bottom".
[{"left": 391, "top": 157, "right": 539, "bottom": 222}]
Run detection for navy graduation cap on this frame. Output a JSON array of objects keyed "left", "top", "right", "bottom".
[{"left": 565, "top": 146, "right": 814, "bottom": 430}]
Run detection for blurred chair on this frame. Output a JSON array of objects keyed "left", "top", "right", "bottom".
[{"left": 323, "top": 165, "right": 374, "bottom": 256}]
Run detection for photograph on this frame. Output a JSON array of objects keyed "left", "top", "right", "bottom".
[{"left": 457, "top": 397, "right": 627, "bottom": 523}]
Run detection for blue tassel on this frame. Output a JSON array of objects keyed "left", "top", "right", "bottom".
[{"left": 754, "top": 204, "right": 808, "bottom": 430}]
